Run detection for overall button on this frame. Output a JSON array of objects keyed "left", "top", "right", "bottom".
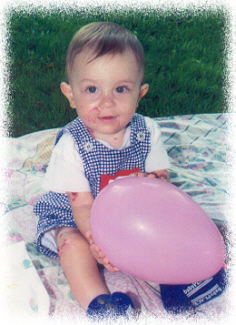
[
  {"left": 137, "top": 132, "right": 145, "bottom": 142},
  {"left": 84, "top": 142, "right": 93, "bottom": 152}
]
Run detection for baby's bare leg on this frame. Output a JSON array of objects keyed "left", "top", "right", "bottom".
[{"left": 56, "top": 227, "right": 109, "bottom": 310}]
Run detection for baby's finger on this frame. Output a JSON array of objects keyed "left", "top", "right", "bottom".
[
  {"left": 98, "top": 250, "right": 105, "bottom": 258},
  {"left": 158, "top": 176, "right": 168, "bottom": 181},
  {"left": 104, "top": 263, "right": 119, "bottom": 273},
  {"left": 130, "top": 172, "right": 147, "bottom": 177},
  {"left": 102, "top": 257, "right": 110, "bottom": 264},
  {"left": 90, "top": 244, "right": 99, "bottom": 256},
  {"left": 129, "top": 173, "right": 137, "bottom": 177},
  {"left": 147, "top": 173, "right": 156, "bottom": 178},
  {"left": 86, "top": 230, "right": 92, "bottom": 238},
  {"left": 85, "top": 231, "right": 94, "bottom": 244},
  {"left": 138, "top": 172, "right": 147, "bottom": 177}
]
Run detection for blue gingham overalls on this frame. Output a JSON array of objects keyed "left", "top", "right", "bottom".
[{"left": 34, "top": 113, "right": 151, "bottom": 258}]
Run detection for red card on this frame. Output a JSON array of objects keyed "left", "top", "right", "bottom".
[{"left": 100, "top": 167, "right": 140, "bottom": 191}]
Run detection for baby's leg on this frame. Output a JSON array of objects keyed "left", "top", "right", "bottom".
[{"left": 56, "top": 227, "right": 109, "bottom": 310}]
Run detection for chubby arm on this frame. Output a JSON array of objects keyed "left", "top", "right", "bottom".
[
  {"left": 67, "top": 191, "right": 118, "bottom": 272},
  {"left": 67, "top": 191, "right": 94, "bottom": 238}
]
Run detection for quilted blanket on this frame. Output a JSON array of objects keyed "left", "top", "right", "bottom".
[{"left": 1, "top": 113, "right": 230, "bottom": 324}]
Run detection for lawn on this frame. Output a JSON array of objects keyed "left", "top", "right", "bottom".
[{"left": 7, "top": 7, "right": 229, "bottom": 137}]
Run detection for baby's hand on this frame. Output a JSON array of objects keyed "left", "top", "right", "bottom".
[
  {"left": 86, "top": 231, "right": 119, "bottom": 273},
  {"left": 129, "top": 172, "right": 156, "bottom": 178},
  {"left": 130, "top": 169, "right": 170, "bottom": 182}
]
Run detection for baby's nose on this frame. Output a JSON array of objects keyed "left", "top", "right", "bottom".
[{"left": 98, "top": 93, "right": 115, "bottom": 109}]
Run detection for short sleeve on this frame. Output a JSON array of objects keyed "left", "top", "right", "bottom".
[
  {"left": 42, "top": 132, "right": 91, "bottom": 193},
  {"left": 144, "top": 117, "right": 171, "bottom": 173}
]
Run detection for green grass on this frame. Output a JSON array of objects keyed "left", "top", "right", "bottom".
[{"left": 7, "top": 7, "right": 229, "bottom": 137}]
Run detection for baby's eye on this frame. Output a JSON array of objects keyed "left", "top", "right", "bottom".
[
  {"left": 116, "top": 86, "right": 128, "bottom": 93},
  {"left": 86, "top": 86, "right": 98, "bottom": 94}
]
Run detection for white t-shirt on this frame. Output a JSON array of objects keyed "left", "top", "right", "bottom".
[{"left": 43, "top": 116, "right": 170, "bottom": 193}]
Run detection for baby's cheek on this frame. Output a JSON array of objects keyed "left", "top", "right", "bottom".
[{"left": 86, "top": 107, "right": 99, "bottom": 124}]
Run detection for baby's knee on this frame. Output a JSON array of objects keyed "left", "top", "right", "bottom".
[{"left": 56, "top": 228, "right": 87, "bottom": 258}]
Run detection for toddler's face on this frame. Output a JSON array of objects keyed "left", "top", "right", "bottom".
[{"left": 61, "top": 49, "right": 149, "bottom": 144}]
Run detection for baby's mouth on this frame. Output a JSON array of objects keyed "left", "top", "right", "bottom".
[{"left": 98, "top": 116, "right": 117, "bottom": 123}]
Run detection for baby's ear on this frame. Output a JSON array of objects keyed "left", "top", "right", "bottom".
[
  {"left": 60, "top": 82, "right": 76, "bottom": 109},
  {"left": 138, "top": 83, "right": 149, "bottom": 102}
]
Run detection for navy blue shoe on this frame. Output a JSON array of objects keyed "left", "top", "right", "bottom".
[
  {"left": 109, "top": 292, "right": 135, "bottom": 319},
  {"left": 87, "top": 294, "right": 111, "bottom": 321},
  {"left": 160, "top": 268, "right": 228, "bottom": 314},
  {"left": 87, "top": 292, "right": 134, "bottom": 321}
]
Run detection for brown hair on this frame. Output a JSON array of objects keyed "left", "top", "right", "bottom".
[{"left": 65, "top": 22, "right": 145, "bottom": 83}]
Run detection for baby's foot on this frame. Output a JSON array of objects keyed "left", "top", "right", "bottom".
[
  {"left": 160, "top": 267, "right": 228, "bottom": 314},
  {"left": 87, "top": 292, "right": 134, "bottom": 321}
]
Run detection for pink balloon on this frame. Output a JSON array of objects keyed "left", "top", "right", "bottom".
[{"left": 90, "top": 177, "right": 226, "bottom": 284}]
